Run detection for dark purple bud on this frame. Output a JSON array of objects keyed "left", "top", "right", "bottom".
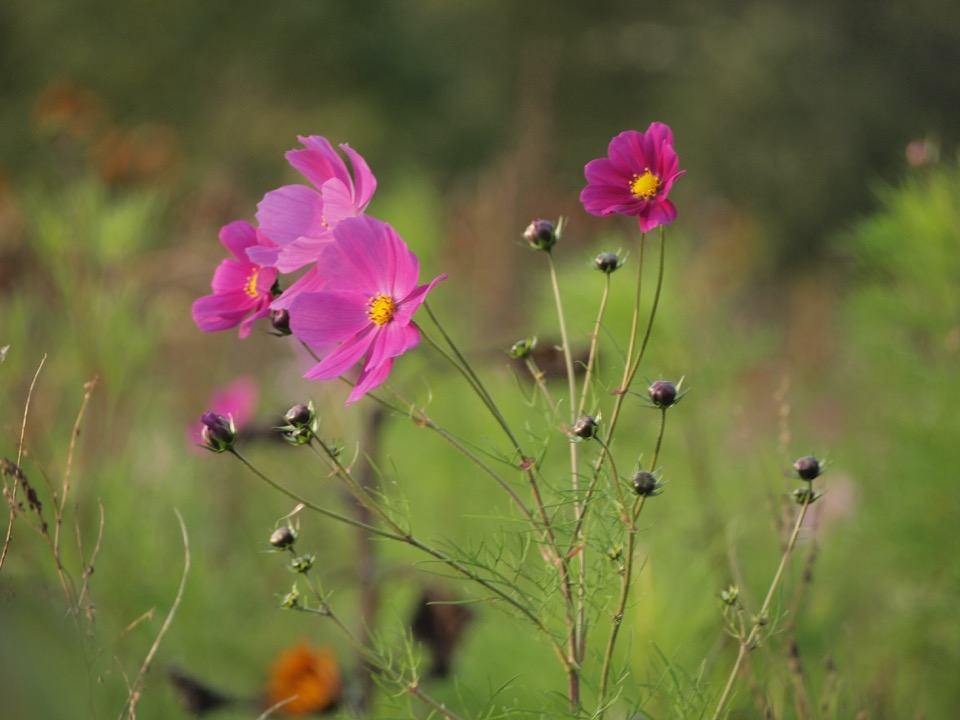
[
  {"left": 595, "top": 252, "right": 622, "bottom": 274},
  {"left": 793, "top": 456, "right": 821, "bottom": 481},
  {"left": 571, "top": 415, "right": 598, "bottom": 440},
  {"left": 631, "top": 471, "right": 659, "bottom": 496},
  {"left": 648, "top": 380, "right": 678, "bottom": 408},
  {"left": 271, "top": 309, "right": 291, "bottom": 335}
]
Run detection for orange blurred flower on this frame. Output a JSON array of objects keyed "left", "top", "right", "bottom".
[{"left": 264, "top": 643, "right": 341, "bottom": 715}]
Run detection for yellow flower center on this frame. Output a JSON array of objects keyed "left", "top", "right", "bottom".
[
  {"left": 245, "top": 268, "right": 261, "bottom": 298},
  {"left": 629, "top": 169, "right": 661, "bottom": 200},
  {"left": 367, "top": 293, "right": 396, "bottom": 326}
]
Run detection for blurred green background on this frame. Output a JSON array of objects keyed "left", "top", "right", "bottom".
[{"left": 1, "top": 1, "right": 959, "bottom": 718}]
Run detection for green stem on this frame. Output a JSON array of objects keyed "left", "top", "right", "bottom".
[
  {"left": 710, "top": 494, "right": 815, "bottom": 719},
  {"left": 577, "top": 273, "right": 612, "bottom": 417}
]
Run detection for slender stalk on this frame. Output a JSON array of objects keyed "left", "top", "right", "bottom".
[
  {"left": 573, "top": 228, "right": 667, "bottom": 542},
  {"left": 710, "top": 495, "right": 815, "bottom": 720},
  {"left": 596, "top": 403, "right": 668, "bottom": 716},
  {"left": 597, "top": 495, "right": 645, "bottom": 711},
  {"left": 546, "top": 250, "right": 587, "bottom": 709},
  {"left": 577, "top": 273, "right": 612, "bottom": 417}
]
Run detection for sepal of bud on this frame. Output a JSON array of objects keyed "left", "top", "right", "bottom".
[
  {"left": 291, "top": 554, "right": 314, "bottom": 574},
  {"left": 280, "top": 584, "right": 301, "bottom": 609},
  {"left": 719, "top": 585, "right": 740, "bottom": 606},
  {"left": 200, "top": 412, "right": 237, "bottom": 452},
  {"left": 792, "top": 486, "right": 822, "bottom": 505}
]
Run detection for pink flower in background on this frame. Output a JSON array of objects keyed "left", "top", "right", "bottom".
[
  {"left": 580, "top": 122, "right": 685, "bottom": 233},
  {"left": 187, "top": 377, "right": 258, "bottom": 451},
  {"left": 289, "top": 215, "right": 446, "bottom": 406},
  {"left": 192, "top": 221, "right": 278, "bottom": 338},
  {"left": 249, "top": 136, "right": 377, "bottom": 275}
]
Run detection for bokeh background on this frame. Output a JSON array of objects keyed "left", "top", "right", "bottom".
[{"left": 1, "top": 1, "right": 959, "bottom": 718}]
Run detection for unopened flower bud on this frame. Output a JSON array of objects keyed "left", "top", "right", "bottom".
[
  {"left": 719, "top": 585, "right": 740, "bottom": 606},
  {"left": 571, "top": 415, "right": 598, "bottom": 440},
  {"left": 595, "top": 252, "right": 622, "bottom": 274},
  {"left": 270, "top": 526, "right": 296, "bottom": 549},
  {"left": 278, "top": 402, "right": 317, "bottom": 445},
  {"left": 631, "top": 470, "right": 659, "bottom": 496},
  {"left": 792, "top": 486, "right": 820, "bottom": 505},
  {"left": 285, "top": 403, "right": 313, "bottom": 427},
  {"left": 648, "top": 380, "right": 678, "bottom": 408},
  {"left": 200, "top": 412, "right": 237, "bottom": 452},
  {"left": 507, "top": 336, "right": 537, "bottom": 359},
  {"left": 271, "top": 309, "right": 291, "bottom": 335},
  {"left": 793, "top": 456, "right": 821, "bottom": 481},
  {"left": 523, "top": 218, "right": 558, "bottom": 252}
]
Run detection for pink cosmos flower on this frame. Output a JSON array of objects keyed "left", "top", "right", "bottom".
[
  {"left": 289, "top": 215, "right": 446, "bottom": 406},
  {"left": 580, "top": 122, "right": 685, "bottom": 233},
  {"left": 248, "top": 136, "right": 377, "bottom": 276},
  {"left": 192, "top": 221, "right": 278, "bottom": 338}
]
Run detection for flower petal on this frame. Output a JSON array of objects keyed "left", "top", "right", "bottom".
[
  {"left": 256, "top": 185, "right": 328, "bottom": 247},
  {"left": 289, "top": 290, "right": 372, "bottom": 349},
  {"left": 304, "top": 325, "right": 376, "bottom": 380},
  {"left": 347, "top": 357, "right": 394, "bottom": 405}
]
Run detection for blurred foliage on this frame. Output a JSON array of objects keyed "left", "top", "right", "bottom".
[{"left": 2, "top": 0, "right": 959, "bottom": 267}]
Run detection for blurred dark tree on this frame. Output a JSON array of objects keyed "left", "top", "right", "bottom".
[{"left": 1, "top": 0, "right": 958, "bottom": 267}]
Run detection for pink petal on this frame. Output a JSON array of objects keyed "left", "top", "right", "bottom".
[
  {"left": 270, "top": 266, "right": 325, "bottom": 311},
  {"left": 287, "top": 136, "right": 350, "bottom": 190},
  {"left": 256, "top": 185, "right": 327, "bottom": 246},
  {"left": 394, "top": 273, "right": 447, "bottom": 325},
  {"left": 346, "top": 357, "right": 394, "bottom": 405},
  {"left": 304, "top": 325, "right": 376, "bottom": 380},
  {"left": 272, "top": 235, "right": 335, "bottom": 273},
  {"left": 289, "top": 290, "right": 372, "bottom": 349},
  {"left": 219, "top": 220, "right": 258, "bottom": 258},
  {"left": 321, "top": 216, "right": 420, "bottom": 298},
  {"left": 366, "top": 320, "right": 421, "bottom": 368},
  {"left": 339, "top": 143, "right": 377, "bottom": 209},
  {"left": 637, "top": 200, "right": 678, "bottom": 233}
]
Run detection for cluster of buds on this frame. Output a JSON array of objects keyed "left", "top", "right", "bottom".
[
  {"left": 277, "top": 402, "right": 319, "bottom": 445},
  {"left": 791, "top": 455, "right": 825, "bottom": 505}
]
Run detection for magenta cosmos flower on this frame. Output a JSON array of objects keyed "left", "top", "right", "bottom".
[
  {"left": 580, "top": 122, "right": 685, "bottom": 233},
  {"left": 192, "top": 221, "right": 278, "bottom": 338},
  {"left": 249, "top": 135, "right": 377, "bottom": 276},
  {"left": 289, "top": 215, "right": 446, "bottom": 406}
]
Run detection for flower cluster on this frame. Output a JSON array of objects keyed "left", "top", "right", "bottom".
[{"left": 192, "top": 136, "right": 446, "bottom": 405}]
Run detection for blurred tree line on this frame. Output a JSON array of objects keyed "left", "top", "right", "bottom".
[{"left": 1, "top": 0, "right": 958, "bottom": 268}]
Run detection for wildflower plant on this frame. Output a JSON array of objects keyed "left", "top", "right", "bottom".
[{"left": 190, "top": 127, "right": 830, "bottom": 718}]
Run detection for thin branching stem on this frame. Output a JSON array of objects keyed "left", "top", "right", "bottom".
[
  {"left": 710, "top": 494, "right": 815, "bottom": 719},
  {"left": 578, "top": 273, "right": 612, "bottom": 418},
  {"left": 229, "top": 449, "right": 568, "bottom": 666}
]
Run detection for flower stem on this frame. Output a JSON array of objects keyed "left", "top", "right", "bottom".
[{"left": 710, "top": 494, "right": 815, "bottom": 719}]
